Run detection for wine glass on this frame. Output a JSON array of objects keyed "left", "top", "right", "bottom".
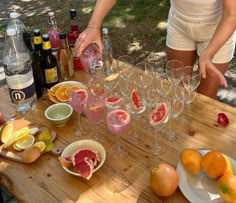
[
  {"left": 117, "top": 55, "right": 134, "bottom": 81},
  {"left": 69, "top": 89, "right": 89, "bottom": 137},
  {"left": 165, "top": 87, "right": 185, "bottom": 141},
  {"left": 105, "top": 86, "right": 124, "bottom": 110},
  {"left": 87, "top": 75, "right": 105, "bottom": 97},
  {"left": 166, "top": 60, "right": 184, "bottom": 87},
  {"left": 147, "top": 52, "right": 165, "bottom": 79},
  {"left": 148, "top": 98, "right": 170, "bottom": 155},
  {"left": 134, "top": 62, "right": 153, "bottom": 89},
  {"left": 106, "top": 109, "right": 131, "bottom": 159},
  {"left": 84, "top": 93, "right": 106, "bottom": 143}
]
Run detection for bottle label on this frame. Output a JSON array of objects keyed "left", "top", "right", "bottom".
[
  {"left": 43, "top": 41, "right": 51, "bottom": 50},
  {"left": 8, "top": 80, "right": 35, "bottom": 103},
  {"left": 34, "top": 36, "right": 42, "bottom": 45},
  {"left": 45, "top": 67, "right": 58, "bottom": 84}
]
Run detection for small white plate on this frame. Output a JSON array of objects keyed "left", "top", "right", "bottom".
[
  {"left": 177, "top": 150, "right": 236, "bottom": 203},
  {"left": 49, "top": 81, "right": 85, "bottom": 103},
  {"left": 61, "top": 140, "right": 106, "bottom": 177}
]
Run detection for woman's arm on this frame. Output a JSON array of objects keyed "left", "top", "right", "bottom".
[
  {"left": 75, "top": 0, "right": 116, "bottom": 56},
  {"left": 199, "top": 0, "right": 236, "bottom": 87}
]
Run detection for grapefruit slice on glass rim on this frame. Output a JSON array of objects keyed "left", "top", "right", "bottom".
[
  {"left": 131, "top": 89, "right": 142, "bottom": 110},
  {"left": 74, "top": 89, "right": 88, "bottom": 101},
  {"left": 150, "top": 102, "right": 168, "bottom": 126},
  {"left": 110, "top": 109, "right": 130, "bottom": 124},
  {"left": 105, "top": 97, "right": 123, "bottom": 105}
]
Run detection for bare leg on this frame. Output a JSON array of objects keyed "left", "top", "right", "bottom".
[{"left": 197, "top": 62, "right": 229, "bottom": 99}]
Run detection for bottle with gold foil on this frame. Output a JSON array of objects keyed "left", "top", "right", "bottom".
[
  {"left": 58, "top": 32, "right": 74, "bottom": 81},
  {"left": 40, "top": 33, "right": 59, "bottom": 89},
  {"left": 32, "top": 29, "right": 45, "bottom": 98}
]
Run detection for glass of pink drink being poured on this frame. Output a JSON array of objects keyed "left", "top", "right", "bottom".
[
  {"left": 84, "top": 93, "right": 106, "bottom": 143},
  {"left": 106, "top": 109, "right": 131, "bottom": 159},
  {"left": 69, "top": 89, "right": 89, "bottom": 137}
]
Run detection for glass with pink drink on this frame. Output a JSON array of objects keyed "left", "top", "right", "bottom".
[
  {"left": 106, "top": 109, "right": 131, "bottom": 159},
  {"left": 84, "top": 93, "right": 105, "bottom": 142},
  {"left": 69, "top": 89, "right": 89, "bottom": 137}
]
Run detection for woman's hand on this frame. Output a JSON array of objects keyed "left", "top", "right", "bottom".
[
  {"left": 198, "top": 52, "right": 228, "bottom": 88},
  {"left": 75, "top": 27, "right": 103, "bottom": 57}
]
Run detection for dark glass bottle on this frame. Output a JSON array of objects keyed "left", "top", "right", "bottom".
[
  {"left": 31, "top": 29, "right": 45, "bottom": 98},
  {"left": 67, "top": 9, "right": 83, "bottom": 70},
  {"left": 58, "top": 32, "right": 74, "bottom": 80},
  {"left": 40, "top": 33, "right": 59, "bottom": 89}
]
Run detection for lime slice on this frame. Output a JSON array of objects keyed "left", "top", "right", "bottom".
[
  {"left": 33, "top": 141, "right": 46, "bottom": 152},
  {"left": 15, "top": 134, "right": 35, "bottom": 150},
  {"left": 37, "top": 129, "right": 51, "bottom": 141},
  {"left": 0, "top": 123, "right": 14, "bottom": 143}
]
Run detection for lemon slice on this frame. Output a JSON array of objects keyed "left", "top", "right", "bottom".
[
  {"left": 13, "top": 143, "right": 23, "bottom": 151},
  {"left": 33, "top": 141, "right": 46, "bottom": 152},
  {"left": 15, "top": 134, "right": 35, "bottom": 150},
  {"left": 0, "top": 123, "right": 14, "bottom": 143},
  {"left": 14, "top": 127, "right": 30, "bottom": 141}
]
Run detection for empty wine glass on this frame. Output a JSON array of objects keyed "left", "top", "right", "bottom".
[
  {"left": 166, "top": 59, "right": 184, "bottom": 87},
  {"left": 84, "top": 93, "right": 106, "bottom": 143},
  {"left": 103, "top": 63, "right": 120, "bottom": 93},
  {"left": 69, "top": 89, "right": 89, "bottom": 137},
  {"left": 147, "top": 52, "right": 165, "bottom": 79},
  {"left": 106, "top": 109, "right": 131, "bottom": 159},
  {"left": 148, "top": 98, "right": 170, "bottom": 155},
  {"left": 118, "top": 55, "right": 134, "bottom": 81},
  {"left": 134, "top": 62, "right": 153, "bottom": 89}
]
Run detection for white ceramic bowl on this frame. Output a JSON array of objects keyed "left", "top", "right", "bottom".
[
  {"left": 45, "top": 103, "right": 73, "bottom": 127},
  {"left": 61, "top": 140, "right": 106, "bottom": 177}
]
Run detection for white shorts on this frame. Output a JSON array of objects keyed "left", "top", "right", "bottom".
[{"left": 166, "top": 7, "right": 236, "bottom": 63}]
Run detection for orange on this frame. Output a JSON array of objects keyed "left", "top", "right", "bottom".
[
  {"left": 180, "top": 148, "right": 202, "bottom": 175},
  {"left": 201, "top": 150, "right": 227, "bottom": 179},
  {"left": 65, "top": 86, "right": 81, "bottom": 96},
  {"left": 55, "top": 86, "right": 69, "bottom": 102}
]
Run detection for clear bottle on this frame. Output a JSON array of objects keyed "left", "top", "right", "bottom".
[
  {"left": 102, "top": 27, "right": 113, "bottom": 76},
  {"left": 6, "top": 12, "right": 26, "bottom": 38},
  {"left": 67, "top": 9, "right": 83, "bottom": 70},
  {"left": 3, "top": 28, "right": 37, "bottom": 113},
  {"left": 47, "top": 11, "right": 61, "bottom": 57},
  {"left": 32, "top": 29, "right": 45, "bottom": 98},
  {"left": 58, "top": 32, "right": 74, "bottom": 81},
  {"left": 40, "top": 34, "right": 59, "bottom": 89}
]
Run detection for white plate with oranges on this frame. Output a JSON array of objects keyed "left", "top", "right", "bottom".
[
  {"left": 48, "top": 81, "right": 85, "bottom": 103},
  {"left": 177, "top": 149, "right": 236, "bottom": 203}
]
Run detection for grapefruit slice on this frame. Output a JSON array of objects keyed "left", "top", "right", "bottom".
[
  {"left": 58, "top": 156, "right": 73, "bottom": 168},
  {"left": 105, "top": 97, "right": 123, "bottom": 105},
  {"left": 104, "top": 73, "right": 120, "bottom": 81},
  {"left": 131, "top": 89, "right": 142, "bottom": 109},
  {"left": 72, "top": 148, "right": 100, "bottom": 167},
  {"left": 111, "top": 109, "right": 130, "bottom": 124},
  {"left": 74, "top": 158, "right": 94, "bottom": 180},
  {"left": 150, "top": 102, "right": 168, "bottom": 126},
  {"left": 74, "top": 89, "right": 88, "bottom": 101}
]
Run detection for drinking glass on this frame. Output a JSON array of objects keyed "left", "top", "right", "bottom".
[
  {"left": 147, "top": 52, "right": 165, "bottom": 79},
  {"left": 69, "top": 89, "right": 89, "bottom": 137},
  {"left": 84, "top": 93, "right": 106, "bottom": 143},
  {"left": 105, "top": 86, "right": 124, "bottom": 110},
  {"left": 166, "top": 59, "right": 184, "bottom": 87},
  {"left": 87, "top": 75, "right": 105, "bottom": 97},
  {"left": 149, "top": 99, "right": 170, "bottom": 155},
  {"left": 106, "top": 109, "right": 131, "bottom": 159},
  {"left": 134, "top": 62, "right": 153, "bottom": 89},
  {"left": 118, "top": 55, "right": 134, "bottom": 81},
  {"left": 103, "top": 63, "right": 120, "bottom": 93}
]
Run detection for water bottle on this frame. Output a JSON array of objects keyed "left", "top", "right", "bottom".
[
  {"left": 3, "top": 28, "right": 37, "bottom": 113},
  {"left": 6, "top": 12, "right": 26, "bottom": 38},
  {"left": 102, "top": 27, "right": 113, "bottom": 76}
]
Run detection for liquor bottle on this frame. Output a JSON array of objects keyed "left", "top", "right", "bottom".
[
  {"left": 58, "top": 32, "right": 74, "bottom": 81},
  {"left": 40, "top": 33, "right": 59, "bottom": 89},
  {"left": 23, "top": 31, "right": 33, "bottom": 52},
  {"left": 67, "top": 9, "right": 83, "bottom": 70},
  {"left": 47, "top": 11, "right": 61, "bottom": 57},
  {"left": 3, "top": 28, "right": 37, "bottom": 113},
  {"left": 31, "top": 29, "right": 45, "bottom": 98},
  {"left": 102, "top": 27, "right": 113, "bottom": 75}
]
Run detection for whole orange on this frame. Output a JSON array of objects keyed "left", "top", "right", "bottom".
[
  {"left": 180, "top": 148, "right": 202, "bottom": 175},
  {"left": 150, "top": 163, "right": 179, "bottom": 197},
  {"left": 201, "top": 150, "right": 227, "bottom": 179},
  {"left": 217, "top": 173, "right": 236, "bottom": 203}
]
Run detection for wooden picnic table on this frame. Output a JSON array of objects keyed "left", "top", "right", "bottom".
[{"left": 0, "top": 69, "right": 236, "bottom": 203}]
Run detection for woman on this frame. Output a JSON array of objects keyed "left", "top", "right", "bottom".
[{"left": 75, "top": 0, "right": 236, "bottom": 98}]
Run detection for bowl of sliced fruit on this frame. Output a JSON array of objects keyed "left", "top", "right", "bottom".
[{"left": 58, "top": 140, "right": 106, "bottom": 180}]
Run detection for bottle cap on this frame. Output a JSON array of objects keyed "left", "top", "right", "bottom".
[
  {"left": 102, "top": 27, "right": 108, "bottom": 34},
  {"left": 6, "top": 28, "right": 17, "bottom": 36},
  {"left": 59, "top": 32, "right": 67, "bottom": 39},
  {"left": 10, "top": 12, "right": 20, "bottom": 19},
  {"left": 33, "top": 29, "right": 41, "bottom": 36},
  {"left": 48, "top": 11, "right": 55, "bottom": 17},
  {"left": 70, "top": 9, "right": 77, "bottom": 18},
  {"left": 42, "top": 34, "right": 49, "bottom": 41}
]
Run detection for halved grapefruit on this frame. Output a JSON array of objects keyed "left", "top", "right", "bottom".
[
  {"left": 74, "top": 158, "right": 94, "bottom": 180},
  {"left": 105, "top": 97, "right": 123, "bottom": 105},
  {"left": 150, "top": 102, "right": 168, "bottom": 126},
  {"left": 131, "top": 89, "right": 142, "bottom": 110}
]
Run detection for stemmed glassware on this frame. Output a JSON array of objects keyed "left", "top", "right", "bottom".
[
  {"left": 118, "top": 55, "right": 134, "bottom": 82},
  {"left": 148, "top": 98, "right": 170, "bottom": 155},
  {"left": 69, "top": 89, "right": 89, "bottom": 137},
  {"left": 106, "top": 109, "right": 131, "bottom": 159},
  {"left": 147, "top": 52, "right": 165, "bottom": 79},
  {"left": 134, "top": 62, "right": 153, "bottom": 89},
  {"left": 84, "top": 92, "right": 106, "bottom": 143}
]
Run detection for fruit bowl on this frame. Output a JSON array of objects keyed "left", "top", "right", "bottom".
[{"left": 60, "top": 140, "right": 106, "bottom": 179}]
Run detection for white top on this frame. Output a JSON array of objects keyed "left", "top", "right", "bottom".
[{"left": 170, "top": 0, "right": 222, "bottom": 22}]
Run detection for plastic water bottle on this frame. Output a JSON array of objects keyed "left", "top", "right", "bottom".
[
  {"left": 6, "top": 12, "right": 26, "bottom": 38},
  {"left": 102, "top": 27, "right": 113, "bottom": 75},
  {"left": 3, "top": 28, "right": 37, "bottom": 113}
]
